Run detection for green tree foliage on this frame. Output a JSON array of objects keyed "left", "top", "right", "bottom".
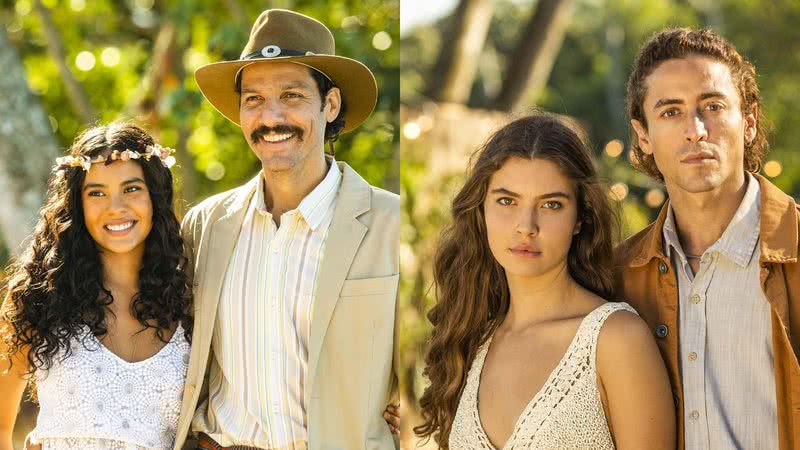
[{"left": 3, "top": 0, "right": 399, "bottom": 210}]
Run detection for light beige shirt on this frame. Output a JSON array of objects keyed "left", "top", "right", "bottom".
[
  {"left": 192, "top": 161, "right": 341, "bottom": 449},
  {"left": 664, "top": 173, "right": 778, "bottom": 450}
]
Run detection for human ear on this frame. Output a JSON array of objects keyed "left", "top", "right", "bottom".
[
  {"left": 630, "top": 119, "right": 652, "bottom": 155},
  {"left": 324, "top": 87, "right": 342, "bottom": 123},
  {"left": 743, "top": 104, "right": 758, "bottom": 145}
]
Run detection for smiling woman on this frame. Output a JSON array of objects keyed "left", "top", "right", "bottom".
[
  {"left": 0, "top": 123, "right": 192, "bottom": 450},
  {"left": 82, "top": 160, "right": 154, "bottom": 258}
]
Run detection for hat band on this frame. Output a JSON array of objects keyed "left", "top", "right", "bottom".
[{"left": 243, "top": 45, "right": 317, "bottom": 60}]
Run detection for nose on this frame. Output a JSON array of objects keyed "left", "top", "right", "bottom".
[
  {"left": 108, "top": 191, "right": 128, "bottom": 214},
  {"left": 684, "top": 110, "right": 708, "bottom": 143},
  {"left": 516, "top": 207, "right": 539, "bottom": 236},
  {"left": 258, "top": 99, "right": 287, "bottom": 125}
]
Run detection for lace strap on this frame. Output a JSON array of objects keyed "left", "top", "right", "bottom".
[{"left": 587, "top": 302, "right": 638, "bottom": 370}]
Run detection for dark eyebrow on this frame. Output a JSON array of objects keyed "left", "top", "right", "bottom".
[
  {"left": 653, "top": 98, "right": 683, "bottom": 110},
  {"left": 489, "top": 188, "right": 571, "bottom": 200},
  {"left": 653, "top": 91, "right": 728, "bottom": 110},
  {"left": 122, "top": 177, "right": 146, "bottom": 185},
  {"left": 489, "top": 187, "right": 520, "bottom": 197},
  {"left": 83, "top": 177, "right": 145, "bottom": 192},
  {"left": 538, "top": 192, "right": 571, "bottom": 200}
]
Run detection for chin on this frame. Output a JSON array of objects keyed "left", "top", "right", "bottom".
[
  {"left": 98, "top": 240, "right": 146, "bottom": 256},
  {"left": 677, "top": 173, "right": 724, "bottom": 193},
  {"left": 501, "top": 261, "right": 558, "bottom": 279},
  {"left": 260, "top": 155, "right": 302, "bottom": 173}
]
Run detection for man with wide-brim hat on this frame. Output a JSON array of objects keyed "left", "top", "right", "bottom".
[{"left": 174, "top": 9, "right": 399, "bottom": 450}]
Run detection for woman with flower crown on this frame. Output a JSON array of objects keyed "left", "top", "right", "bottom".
[{"left": 0, "top": 123, "right": 192, "bottom": 450}]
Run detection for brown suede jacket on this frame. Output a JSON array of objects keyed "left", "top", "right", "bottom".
[{"left": 614, "top": 174, "right": 800, "bottom": 450}]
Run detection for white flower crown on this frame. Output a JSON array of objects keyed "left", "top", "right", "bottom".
[{"left": 53, "top": 144, "right": 177, "bottom": 174}]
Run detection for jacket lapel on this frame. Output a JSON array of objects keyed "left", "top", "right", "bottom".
[
  {"left": 305, "top": 162, "right": 370, "bottom": 406},
  {"left": 194, "top": 177, "right": 258, "bottom": 369}
]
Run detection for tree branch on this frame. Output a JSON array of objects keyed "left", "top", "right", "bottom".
[
  {"left": 490, "top": 0, "right": 575, "bottom": 112},
  {"left": 33, "top": 0, "right": 97, "bottom": 125}
]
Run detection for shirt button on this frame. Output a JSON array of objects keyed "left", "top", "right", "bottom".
[
  {"left": 689, "top": 410, "right": 700, "bottom": 420},
  {"left": 690, "top": 294, "right": 701, "bottom": 304},
  {"left": 688, "top": 352, "right": 698, "bottom": 361},
  {"left": 658, "top": 261, "right": 668, "bottom": 273},
  {"left": 655, "top": 324, "right": 669, "bottom": 338}
]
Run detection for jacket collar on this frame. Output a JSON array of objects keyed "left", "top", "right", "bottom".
[
  {"left": 627, "top": 173, "right": 798, "bottom": 267},
  {"left": 757, "top": 173, "right": 798, "bottom": 263}
]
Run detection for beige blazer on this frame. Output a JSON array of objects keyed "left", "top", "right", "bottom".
[{"left": 174, "top": 162, "right": 400, "bottom": 450}]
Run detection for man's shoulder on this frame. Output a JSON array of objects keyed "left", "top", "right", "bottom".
[
  {"left": 368, "top": 185, "right": 399, "bottom": 211},
  {"left": 615, "top": 220, "right": 660, "bottom": 266},
  {"left": 182, "top": 181, "right": 254, "bottom": 226}
]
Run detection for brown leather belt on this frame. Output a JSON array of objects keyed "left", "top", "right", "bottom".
[{"left": 197, "top": 433, "right": 267, "bottom": 450}]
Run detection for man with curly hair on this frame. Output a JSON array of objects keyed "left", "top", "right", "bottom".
[
  {"left": 615, "top": 28, "right": 800, "bottom": 449},
  {"left": 174, "top": 9, "right": 399, "bottom": 450}
]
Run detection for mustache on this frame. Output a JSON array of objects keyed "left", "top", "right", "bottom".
[{"left": 250, "top": 125, "right": 304, "bottom": 143}]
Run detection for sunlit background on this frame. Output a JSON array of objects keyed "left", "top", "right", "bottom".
[
  {"left": 0, "top": 0, "right": 398, "bottom": 446},
  {"left": 399, "top": 0, "right": 800, "bottom": 448}
]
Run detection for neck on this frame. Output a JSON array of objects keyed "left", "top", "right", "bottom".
[
  {"left": 501, "top": 262, "right": 578, "bottom": 333},
  {"left": 262, "top": 152, "right": 328, "bottom": 219},
  {"left": 666, "top": 172, "right": 748, "bottom": 257},
  {"left": 100, "top": 246, "right": 143, "bottom": 302}
]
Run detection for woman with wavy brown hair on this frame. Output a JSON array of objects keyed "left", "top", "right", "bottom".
[
  {"left": 415, "top": 113, "right": 675, "bottom": 449},
  {"left": 0, "top": 123, "right": 192, "bottom": 450}
]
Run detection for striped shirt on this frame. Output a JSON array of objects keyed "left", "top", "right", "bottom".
[
  {"left": 193, "top": 161, "right": 341, "bottom": 449},
  {"left": 664, "top": 172, "right": 778, "bottom": 449}
]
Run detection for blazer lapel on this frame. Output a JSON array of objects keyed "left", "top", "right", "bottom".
[
  {"left": 193, "top": 177, "right": 258, "bottom": 373},
  {"left": 305, "top": 163, "right": 370, "bottom": 406}
]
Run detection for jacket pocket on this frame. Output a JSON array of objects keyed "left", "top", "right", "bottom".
[{"left": 340, "top": 274, "right": 399, "bottom": 297}]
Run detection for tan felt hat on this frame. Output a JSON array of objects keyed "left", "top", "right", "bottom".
[{"left": 195, "top": 9, "right": 377, "bottom": 133}]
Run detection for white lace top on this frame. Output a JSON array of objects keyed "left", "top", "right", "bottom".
[
  {"left": 29, "top": 324, "right": 190, "bottom": 450},
  {"left": 449, "top": 302, "right": 636, "bottom": 450}
]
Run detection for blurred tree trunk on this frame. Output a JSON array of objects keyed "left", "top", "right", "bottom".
[
  {"left": 605, "top": 13, "right": 626, "bottom": 135},
  {"left": 0, "top": 29, "right": 60, "bottom": 256},
  {"left": 121, "top": 21, "right": 177, "bottom": 119},
  {"left": 490, "top": 0, "right": 575, "bottom": 111},
  {"left": 33, "top": 0, "right": 97, "bottom": 125},
  {"left": 425, "top": 0, "right": 494, "bottom": 104}
]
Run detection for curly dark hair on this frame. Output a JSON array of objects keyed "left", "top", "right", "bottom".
[
  {"left": 626, "top": 27, "right": 769, "bottom": 181},
  {"left": 1, "top": 123, "right": 192, "bottom": 374},
  {"left": 414, "top": 113, "right": 620, "bottom": 447},
  {"left": 235, "top": 66, "right": 348, "bottom": 143}
]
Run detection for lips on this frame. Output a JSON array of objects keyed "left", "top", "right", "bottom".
[
  {"left": 104, "top": 220, "right": 136, "bottom": 233},
  {"left": 510, "top": 244, "right": 542, "bottom": 258},
  {"left": 681, "top": 152, "right": 716, "bottom": 164},
  {"left": 261, "top": 132, "right": 294, "bottom": 144}
]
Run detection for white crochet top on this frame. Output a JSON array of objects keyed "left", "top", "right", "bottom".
[
  {"left": 449, "top": 302, "right": 636, "bottom": 450},
  {"left": 29, "top": 324, "right": 190, "bottom": 450}
]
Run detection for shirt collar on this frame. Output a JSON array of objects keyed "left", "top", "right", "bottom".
[
  {"left": 253, "top": 158, "right": 342, "bottom": 231},
  {"left": 663, "top": 172, "right": 761, "bottom": 268}
]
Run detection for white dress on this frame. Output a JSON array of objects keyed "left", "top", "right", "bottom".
[
  {"left": 449, "top": 302, "right": 636, "bottom": 450},
  {"left": 29, "top": 324, "right": 190, "bottom": 450}
]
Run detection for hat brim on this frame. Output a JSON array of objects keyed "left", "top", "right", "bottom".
[{"left": 195, "top": 55, "right": 377, "bottom": 133}]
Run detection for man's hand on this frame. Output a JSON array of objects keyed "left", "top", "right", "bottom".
[
  {"left": 383, "top": 403, "right": 399, "bottom": 435},
  {"left": 24, "top": 432, "right": 41, "bottom": 450}
]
